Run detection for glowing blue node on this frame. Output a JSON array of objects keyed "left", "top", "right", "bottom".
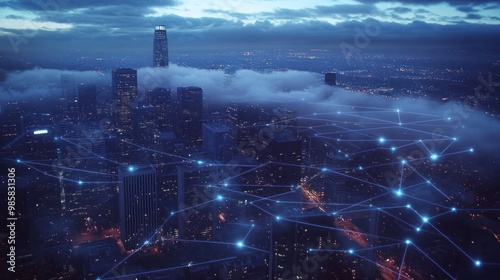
[
  {"left": 54, "top": 137, "right": 58, "bottom": 140},
  {"left": 217, "top": 195, "right": 223, "bottom": 201},
  {"left": 224, "top": 182, "right": 229, "bottom": 187},
  {"left": 78, "top": 181, "right": 83, "bottom": 185},
  {"left": 399, "top": 123, "right": 402, "bottom": 126},
  {"left": 252, "top": 224, "right": 255, "bottom": 227},
  {"left": 447, "top": 117, "right": 451, "bottom": 120},
  {"left": 379, "top": 137, "right": 385, "bottom": 143},
  {"left": 348, "top": 249, "right": 354, "bottom": 254},
  {"left": 322, "top": 167, "right": 328, "bottom": 172},
  {"left": 405, "top": 239, "right": 411, "bottom": 245},
  {"left": 395, "top": 190, "right": 403, "bottom": 197},
  {"left": 276, "top": 216, "right": 281, "bottom": 221},
  {"left": 128, "top": 166, "right": 135, "bottom": 172},
  {"left": 16, "top": 159, "right": 21, "bottom": 163},
  {"left": 470, "top": 148, "right": 474, "bottom": 152},
  {"left": 451, "top": 207, "right": 456, "bottom": 212},
  {"left": 369, "top": 204, "right": 373, "bottom": 207},
  {"left": 144, "top": 240, "right": 149, "bottom": 245},
  {"left": 430, "top": 154, "right": 438, "bottom": 160},
  {"left": 396, "top": 109, "right": 400, "bottom": 112},
  {"left": 277, "top": 200, "right": 280, "bottom": 203},
  {"left": 422, "top": 217, "right": 429, "bottom": 223},
  {"left": 391, "top": 147, "right": 396, "bottom": 152},
  {"left": 475, "top": 260, "right": 481, "bottom": 267},
  {"left": 416, "top": 227, "right": 421, "bottom": 232},
  {"left": 197, "top": 160, "right": 204, "bottom": 165},
  {"left": 401, "top": 160, "right": 406, "bottom": 164},
  {"left": 453, "top": 137, "right": 457, "bottom": 141},
  {"left": 406, "top": 204, "right": 411, "bottom": 209},
  {"left": 236, "top": 241, "right": 244, "bottom": 248},
  {"left": 170, "top": 211, "right": 174, "bottom": 216}
]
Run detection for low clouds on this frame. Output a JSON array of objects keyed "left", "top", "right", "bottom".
[{"left": 2, "top": 65, "right": 500, "bottom": 164}]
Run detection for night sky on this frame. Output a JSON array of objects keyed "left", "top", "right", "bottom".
[{"left": 1, "top": 0, "right": 500, "bottom": 55}]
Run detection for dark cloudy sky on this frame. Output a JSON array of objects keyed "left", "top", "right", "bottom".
[{"left": 1, "top": 0, "right": 500, "bottom": 55}]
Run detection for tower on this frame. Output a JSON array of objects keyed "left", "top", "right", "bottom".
[
  {"left": 177, "top": 86, "right": 203, "bottom": 147},
  {"left": 325, "top": 72, "right": 337, "bottom": 86},
  {"left": 202, "top": 123, "right": 233, "bottom": 162},
  {"left": 153, "top": 25, "right": 169, "bottom": 67},
  {"left": 118, "top": 165, "right": 158, "bottom": 251},
  {"left": 112, "top": 68, "right": 137, "bottom": 134},
  {"left": 77, "top": 84, "right": 98, "bottom": 121},
  {"left": 149, "top": 87, "right": 173, "bottom": 132}
]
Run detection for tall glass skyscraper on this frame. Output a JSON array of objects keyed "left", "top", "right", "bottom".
[
  {"left": 112, "top": 68, "right": 137, "bottom": 133},
  {"left": 118, "top": 165, "right": 158, "bottom": 251},
  {"left": 153, "top": 25, "right": 169, "bottom": 67},
  {"left": 77, "top": 84, "right": 97, "bottom": 121},
  {"left": 177, "top": 86, "right": 203, "bottom": 146}
]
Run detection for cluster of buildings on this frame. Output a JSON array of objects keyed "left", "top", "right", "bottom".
[{"left": 1, "top": 25, "right": 465, "bottom": 280}]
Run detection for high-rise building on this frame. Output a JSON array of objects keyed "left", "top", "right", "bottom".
[
  {"left": 153, "top": 25, "right": 169, "bottom": 67},
  {"left": 77, "top": 84, "right": 98, "bottom": 121},
  {"left": 112, "top": 68, "right": 138, "bottom": 133},
  {"left": 325, "top": 72, "right": 337, "bottom": 86},
  {"left": 202, "top": 123, "right": 233, "bottom": 162},
  {"left": 177, "top": 86, "right": 203, "bottom": 146},
  {"left": 177, "top": 164, "right": 218, "bottom": 240},
  {"left": 118, "top": 165, "right": 158, "bottom": 251},
  {"left": 61, "top": 74, "right": 77, "bottom": 99},
  {"left": 149, "top": 87, "right": 173, "bottom": 132}
]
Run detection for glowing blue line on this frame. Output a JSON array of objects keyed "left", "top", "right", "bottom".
[
  {"left": 428, "top": 223, "right": 475, "bottom": 262},
  {"left": 311, "top": 242, "right": 401, "bottom": 253},
  {"left": 101, "top": 256, "right": 237, "bottom": 279},
  {"left": 21, "top": 160, "right": 116, "bottom": 176},
  {"left": 2, "top": 130, "right": 28, "bottom": 149},
  {"left": 243, "top": 226, "right": 254, "bottom": 242},
  {"left": 351, "top": 252, "right": 412, "bottom": 280},
  {"left": 60, "top": 137, "right": 124, "bottom": 166},
  {"left": 405, "top": 163, "right": 450, "bottom": 199},
  {"left": 412, "top": 244, "right": 456, "bottom": 279},
  {"left": 440, "top": 140, "right": 455, "bottom": 155},
  {"left": 398, "top": 243, "right": 409, "bottom": 280}
]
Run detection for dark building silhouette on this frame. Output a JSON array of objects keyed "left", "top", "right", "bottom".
[
  {"left": 149, "top": 87, "right": 173, "bottom": 132},
  {"left": 77, "top": 84, "right": 98, "bottom": 121},
  {"left": 112, "top": 68, "right": 137, "bottom": 133},
  {"left": 177, "top": 86, "right": 203, "bottom": 147},
  {"left": 202, "top": 123, "right": 233, "bottom": 162},
  {"left": 61, "top": 74, "right": 76, "bottom": 99},
  {"left": 153, "top": 25, "right": 169, "bottom": 67},
  {"left": 325, "top": 72, "right": 337, "bottom": 86},
  {"left": 118, "top": 165, "right": 158, "bottom": 251}
]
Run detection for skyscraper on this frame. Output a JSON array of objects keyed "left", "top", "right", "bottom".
[
  {"left": 325, "top": 72, "right": 337, "bottom": 86},
  {"left": 77, "top": 84, "right": 98, "bottom": 121},
  {"left": 153, "top": 25, "right": 169, "bottom": 67},
  {"left": 149, "top": 87, "right": 173, "bottom": 132},
  {"left": 118, "top": 165, "right": 158, "bottom": 251},
  {"left": 202, "top": 123, "right": 233, "bottom": 162},
  {"left": 177, "top": 86, "right": 203, "bottom": 146},
  {"left": 112, "top": 68, "right": 137, "bottom": 133},
  {"left": 61, "top": 74, "right": 77, "bottom": 99}
]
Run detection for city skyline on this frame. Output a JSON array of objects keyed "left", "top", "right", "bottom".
[
  {"left": 2, "top": 0, "right": 500, "bottom": 57},
  {"left": 1, "top": 3, "right": 500, "bottom": 280}
]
